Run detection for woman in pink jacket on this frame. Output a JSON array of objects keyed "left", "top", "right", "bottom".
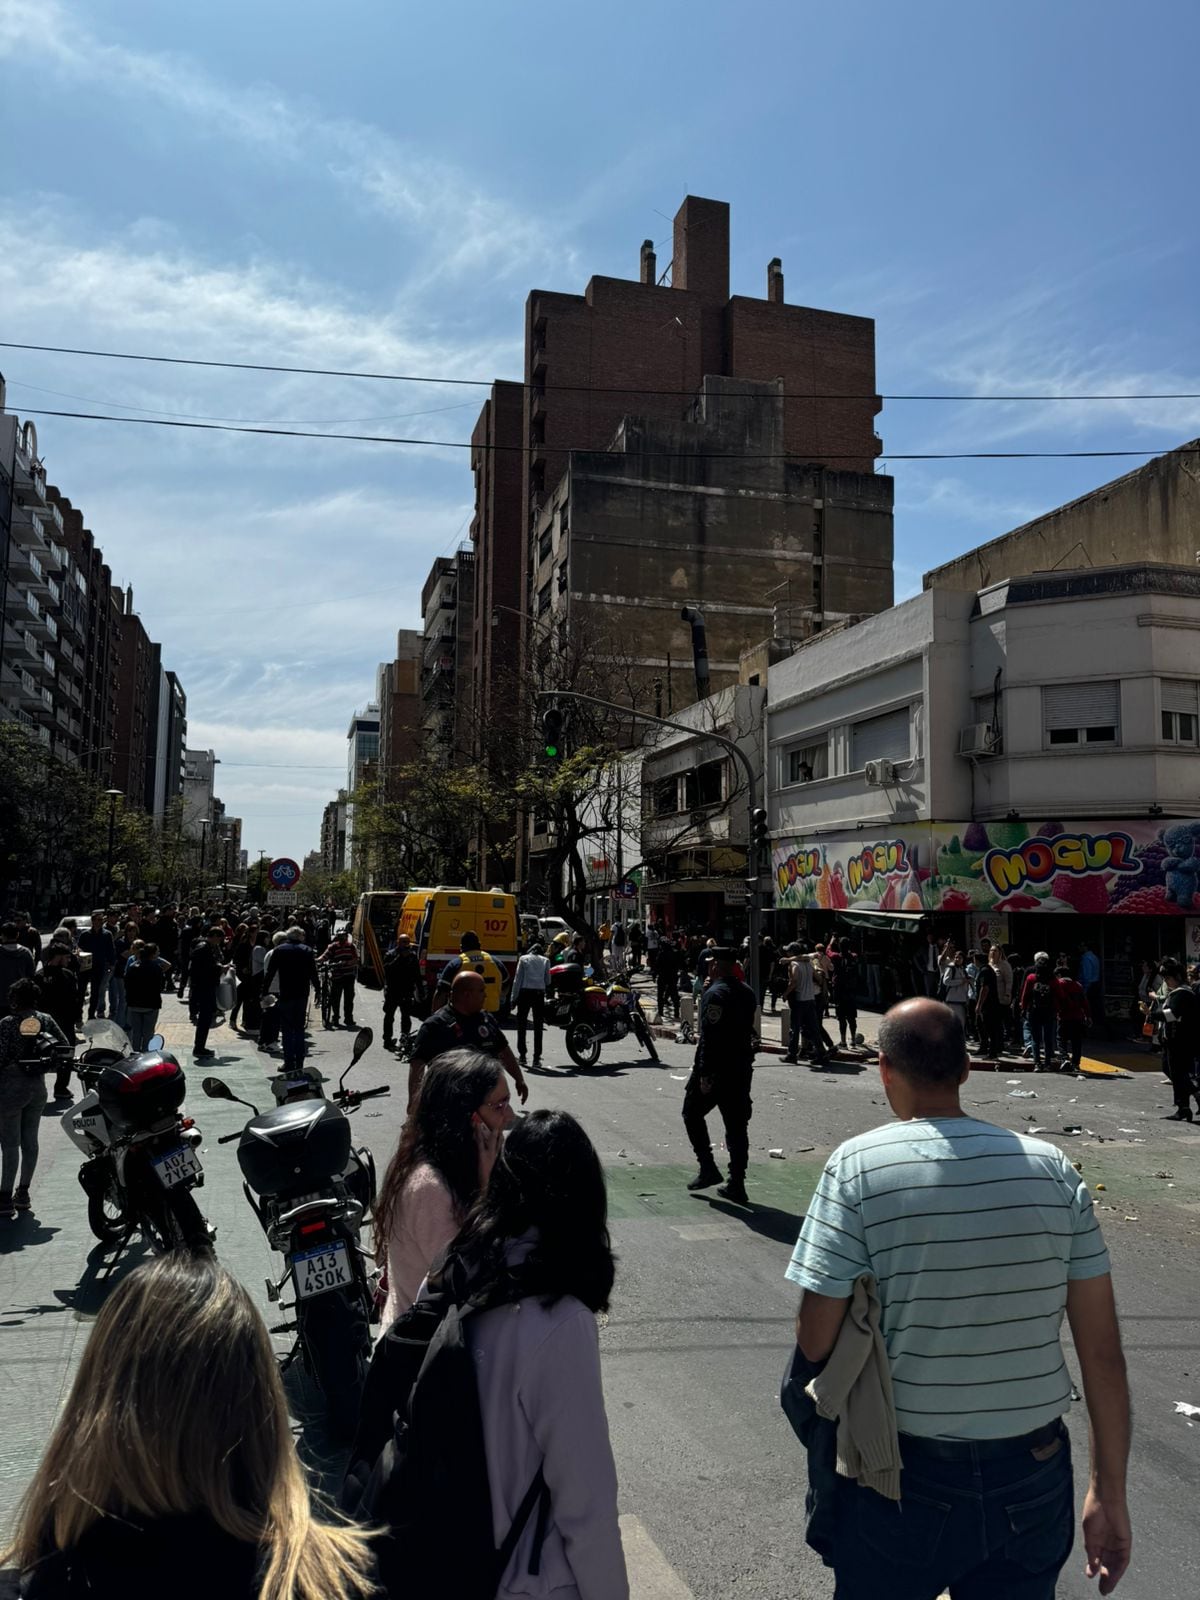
[
  {"left": 456, "top": 1109, "right": 628, "bottom": 1600},
  {"left": 373, "top": 1050, "right": 513, "bottom": 1328}
]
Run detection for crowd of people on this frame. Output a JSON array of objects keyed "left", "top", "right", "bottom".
[{"left": 0, "top": 900, "right": 1167, "bottom": 1597}]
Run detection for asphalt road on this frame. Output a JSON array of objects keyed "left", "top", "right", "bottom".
[{"left": 1, "top": 982, "right": 1196, "bottom": 1599}]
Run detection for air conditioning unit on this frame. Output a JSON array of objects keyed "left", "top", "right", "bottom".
[
  {"left": 958, "top": 723, "right": 1000, "bottom": 758},
  {"left": 863, "top": 759, "right": 896, "bottom": 787}
]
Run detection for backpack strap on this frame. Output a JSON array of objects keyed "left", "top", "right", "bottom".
[{"left": 495, "top": 1466, "right": 551, "bottom": 1582}]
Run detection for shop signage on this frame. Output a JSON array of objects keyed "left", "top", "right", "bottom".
[
  {"left": 1186, "top": 919, "right": 1200, "bottom": 963},
  {"left": 772, "top": 819, "right": 1200, "bottom": 916}
]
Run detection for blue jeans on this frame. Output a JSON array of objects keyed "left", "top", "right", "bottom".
[
  {"left": 832, "top": 1424, "right": 1073, "bottom": 1600},
  {"left": 1028, "top": 1014, "right": 1056, "bottom": 1067},
  {"left": 108, "top": 974, "right": 127, "bottom": 1030},
  {"left": 277, "top": 996, "right": 307, "bottom": 1069},
  {"left": 788, "top": 996, "right": 826, "bottom": 1061}
]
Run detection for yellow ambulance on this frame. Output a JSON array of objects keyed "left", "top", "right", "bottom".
[{"left": 402, "top": 887, "right": 520, "bottom": 1012}]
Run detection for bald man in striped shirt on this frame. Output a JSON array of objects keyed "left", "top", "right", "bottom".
[{"left": 788, "top": 997, "right": 1131, "bottom": 1600}]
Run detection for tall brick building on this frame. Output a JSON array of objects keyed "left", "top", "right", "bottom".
[
  {"left": 469, "top": 194, "right": 891, "bottom": 718},
  {"left": 112, "top": 588, "right": 156, "bottom": 803}
]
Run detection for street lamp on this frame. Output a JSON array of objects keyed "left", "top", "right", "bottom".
[
  {"left": 103, "top": 789, "right": 122, "bottom": 906},
  {"left": 198, "top": 818, "right": 210, "bottom": 887},
  {"left": 221, "top": 830, "right": 231, "bottom": 899}
]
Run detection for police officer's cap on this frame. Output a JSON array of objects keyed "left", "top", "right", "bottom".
[{"left": 710, "top": 946, "right": 735, "bottom": 962}]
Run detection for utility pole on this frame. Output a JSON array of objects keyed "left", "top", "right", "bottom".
[
  {"left": 538, "top": 690, "right": 765, "bottom": 1005},
  {"left": 221, "top": 831, "right": 231, "bottom": 899},
  {"left": 103, "top": 789, "right": 122, "bottom": 905}
]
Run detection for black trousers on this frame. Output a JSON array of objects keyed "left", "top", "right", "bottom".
[
  {"left": 657, "top": 973, "right": 679, "bottom": 1019},
  {"left": 1166, "top": 1043, "right": 1198, "bottom": 1113},
  {"left": 382, "top": 991, "right": 417, "bottom": 1042},
  {"left": 330, "top": 973, "right": 356, "bottom": 1023},
  {"left": 682, "top": 1066, "right": 752, "bottom": 1180},
  {"left": 516, "top": 991, "right": 546, "bottom": 1060}
]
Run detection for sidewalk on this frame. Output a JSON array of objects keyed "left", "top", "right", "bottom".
[{"left": 628, "top": 968, "right": 1158, "bottom": 1075}]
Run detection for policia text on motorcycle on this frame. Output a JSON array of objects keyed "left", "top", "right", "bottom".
[{"left": 682, "top": 949, "right": 758, "bottom": 1206}]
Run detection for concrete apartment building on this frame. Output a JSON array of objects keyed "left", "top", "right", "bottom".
[
  {"left": 765, "top": 564, "right": 1200, "bottom": 1019},
  {"left": 420, "top": 550, "right": 475, "bottom": 760},
  {"left": 113, "top": 589, "right": 156, "bottom": 804},
  {"left": 924, "top": 439, "right": 1200, "bottom": 592},
  {"left": 182, "top": 747, "right": 219, "bottom": 835},
  {"left": 469, "top": 388, "right": 522, "bottom": 737},
  {"left": 530, "top": 375, "right": 893, "bottom": 697},
  {"left": 377, "top": 629, "right": 421, "bottom": 796},
  {"left": 321, "top": 791, "right": 348, "bottom": 874},
  {"left": 469, "top": 194, "right": 892, "bottom": 717}
]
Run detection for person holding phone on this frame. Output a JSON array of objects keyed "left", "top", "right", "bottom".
[{"left": 373, "top": 1049, "right": 516, "bottom": 1328}]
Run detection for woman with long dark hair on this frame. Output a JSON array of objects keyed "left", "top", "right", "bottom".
[
  {"left": 454, "top": 1109, "right": 627, "bottom": 1600},
  {"left": 2, "top": 1254, "right": 376, "bottom": 1599},
  {"left": 373, "top": 1049, "right": 513, "bottom": 1327}
]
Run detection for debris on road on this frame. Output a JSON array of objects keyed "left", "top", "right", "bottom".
[
  {"left": 769, "top": 1149, "right": 785, "bottom": 1159},
  {"left": 1174, "top": 1402, "right": 1200, "bottom": 1422},
  {"left": 1154, "top": 1171, "right": 1175, "bottom": 1180},
  {"left": 1009, "top": 1090, "right": 1038, "bottom": 1099}
]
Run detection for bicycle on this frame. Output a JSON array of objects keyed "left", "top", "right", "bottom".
[{"left": 317, "top": 964, "right": 335, "bottom": 1030}]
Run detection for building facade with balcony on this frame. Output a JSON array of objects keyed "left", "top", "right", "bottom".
[
  {"left": 766, "top": 566, "right": 1200, "bottom": 1023},
  {"left": 378, "top": 629, "right": 422, "bottom": 798},
  {"left": 420, "top": 550, "right": 475, "bottom": 761},
  {"left": 638, "top": 684, "right": 766, "bottom": 939}
]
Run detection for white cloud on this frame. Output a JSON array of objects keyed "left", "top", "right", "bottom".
[{"left": 0, "top": 0, "right": 570, "bottom": 288}]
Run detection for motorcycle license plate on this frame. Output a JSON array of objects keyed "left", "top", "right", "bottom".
[
  {"left": 293, "top": 1240, "right": 352, "bottom": 1299},
  {"left": 152, "top": 1144, "right": 201, "bottom": 1190}
]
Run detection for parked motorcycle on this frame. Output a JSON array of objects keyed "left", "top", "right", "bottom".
[
  {"left": 202, "top": 1027, "right": 386, "bottom": 1436},
  {"left": 60, "top": 1020, "right": 214, "bottom": 1255},
  {"left": 547, "top": 963, "right": 660, "bottom": 1068}
]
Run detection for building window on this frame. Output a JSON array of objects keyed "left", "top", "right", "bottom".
[
  {"left": 1161, "top": 680, "right": 1199, "bottom": 744},
  {"left": 786, "top": 741, "right": 830, "bottom": 786},
  {"left": 652, "top": 776, "right": 678, "bottom": 816},
  {"left": 537, "top": 581, "right": 552, "bottom": 616},
  {"left": 538, "top": 528, "right": 553, "bottom": 563},
  {"left": 1044, "top": 681, "right": 1119, "bottom": 746},
  {"left": 681, "top": 758, "right": 725, "bottom": 811},
  {"left": 850, "top": 707, "right": 910, "bottom": 770}
]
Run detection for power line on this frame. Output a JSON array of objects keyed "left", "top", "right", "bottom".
[
  {"left": 2, "top": 339, "right": 1198, "bottom": 403},
  {"left": 12, "top": 405, "right": 1200, "bottom": 463}
]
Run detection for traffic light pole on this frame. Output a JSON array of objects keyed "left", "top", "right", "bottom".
[{"left": 538, "top": 690, "right": 765, "bottom": 1003}]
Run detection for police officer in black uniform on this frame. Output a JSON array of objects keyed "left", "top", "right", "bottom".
[{"left": 683, "top": 948, "right": 758, "bottom": 1205}]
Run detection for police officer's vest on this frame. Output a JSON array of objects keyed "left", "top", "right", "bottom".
[{"left": 457, "top": 949, "right": 506, "bottom": 1012}]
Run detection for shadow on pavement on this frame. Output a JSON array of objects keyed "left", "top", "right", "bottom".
[
  {"left": 0, "top": 1217, "right": 61, "bottom": 1254},
  {"left": 701, "top": 1194, "right": 803, "bottom": 1247},
  {"left": 52, "top": 1237, "right": 154, "bottom": 1316}
]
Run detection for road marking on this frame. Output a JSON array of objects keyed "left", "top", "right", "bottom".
[{"left": 620, "top": 1513, "right": 695, "bottom": 1599}]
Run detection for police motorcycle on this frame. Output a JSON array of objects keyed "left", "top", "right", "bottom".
[
  {"left": 547, "top": 962, "right": 660, "bottom": 1069},
  {"left": 60, "top": 1020, "right": 214, "bottom": 1255},
  {"left": 201, "top": 1027, "right": 386, "bottom": 1436}
]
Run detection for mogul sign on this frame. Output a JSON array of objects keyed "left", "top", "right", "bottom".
[{"left": 772, "top": 818, "right": 1200, "bottom": 916}]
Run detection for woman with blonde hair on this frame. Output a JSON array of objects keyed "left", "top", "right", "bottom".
[{"left": 3, "top": 1253, "right": 377, "bottom": 1599}]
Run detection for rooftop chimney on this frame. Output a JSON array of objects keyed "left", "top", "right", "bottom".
[
  {"left": 640, "top": 239, "right": 657, "bottom": 285},
  {"left": 767, "top": 257, "right": 784, "bottom": 304}
]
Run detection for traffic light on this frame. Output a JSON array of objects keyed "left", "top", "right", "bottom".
[
  {"left": 542, "top": 705, "right": 564, "bottom": 762},
  {"left": 750, "top": 806, "right": 770, "bottom": 856}
]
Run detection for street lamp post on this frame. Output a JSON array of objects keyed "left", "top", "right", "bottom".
[
  {"left": 222, "top": 831, "right": 231, "bottom": 899},
  {"left": 198, "top": 818, "right": 210, "bottom": 890},
  {"left": 103, "top": 789, "right": 123, "bottom": 906}
]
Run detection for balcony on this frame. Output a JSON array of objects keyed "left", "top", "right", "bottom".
[
  {"left": 47, "top": 576, "right": 62, "bottom": 605},
  {"left": 55, "top": 704, "right": 70, "bottom": 729},
  {"left": 0, "top": 664, "right": 41, "bottom": 705},
  {"left": 44, "top": 615, "right": 58, "bottom": 642},
  {"left": 46, "top": 501, "right": 64, "bottom": 533},
  {"left": 9, "top": 505, "right": 49, "bottom": 551}
]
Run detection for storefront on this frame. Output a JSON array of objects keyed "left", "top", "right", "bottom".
[{"left": 771, "top": 819, "right": 1198, "bottom": 1021}]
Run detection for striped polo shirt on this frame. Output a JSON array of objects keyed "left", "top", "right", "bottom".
[{"left": 786, "top": 1116, "right": 1110, "bottom": 1440}]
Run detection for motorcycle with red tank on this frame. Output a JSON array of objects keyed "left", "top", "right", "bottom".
[{"left": 546, "top": 961, "right": 660, "bottom": 1068}]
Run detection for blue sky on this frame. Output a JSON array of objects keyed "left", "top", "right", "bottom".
[{"left": 2, "top": 0, "right": 1198, "bottom": 863}]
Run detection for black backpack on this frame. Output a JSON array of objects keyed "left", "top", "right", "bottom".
[
  {"left": 1028, "top": 979, "right": 1053, "bottom": 1020},
  {"left": 342, "top": 1253, "right": 551, "bottom": 1600}
]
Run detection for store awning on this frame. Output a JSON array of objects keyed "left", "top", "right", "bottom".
[{"left": 836, "top": 908, "right": 927, "bottom": 932}]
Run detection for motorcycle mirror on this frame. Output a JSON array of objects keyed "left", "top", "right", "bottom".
[
  {"left": 201, "top": 1077, "right": 235, "bottom": 1100},
  {"left": 146, "top": 1033, "right": 165, "bottom": 1051},
  {"left": 352, "top": 1026, "right": 373, "bottom": 1064}
]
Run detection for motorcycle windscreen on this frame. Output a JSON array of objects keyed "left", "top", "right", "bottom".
[{"left": 81, "top": 1018, "right": 132, "bottom": 1054}]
